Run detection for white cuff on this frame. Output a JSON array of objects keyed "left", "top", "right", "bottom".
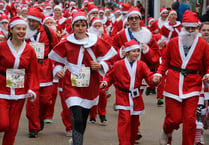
[
  {"left": 53, "top": 65, "right": 64, "bottom": 78},
  {"left": 142, "top": 46, "right": 149, "bottom": 54},
  {"left": 99, "top": 61, "right": 109, "bottom": 77},
  {"left": 27, "top": 89, "right": 37, "bottom": 102},
  {"left": 119, "top": 47, "right": 125, "bottom": 59}
]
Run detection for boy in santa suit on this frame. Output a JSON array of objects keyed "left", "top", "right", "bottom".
[
  {"left": 153, "top": 10, "right": 209, "bottom": 145},
  {"left": 160, "top": 9, "right": 182, "bottom": 43},
  {"left": 100, "top": 39, "right": 157, "bottom": 145},
  {"left": 25, "top": 8, "right": 59, "bottom": 138}
]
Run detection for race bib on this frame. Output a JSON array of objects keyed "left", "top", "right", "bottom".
[
  {"left": 71, "top": 67, "right": 90, "bottom": 87},
  {"left": 6, "top": 69, "right": 25, "bottom": 88},
  {"left": 29, "top": 42, "right": 45, "bottom": 59}
]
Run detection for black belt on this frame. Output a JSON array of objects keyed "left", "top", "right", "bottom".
[
  {"left": 0, "top": 71, "right": 6, "bottom": 76},
  {"left": 38, "top": 56, "right": 48, "bottom": 64},
  {"left": 170, "top": 65, "right": 200, "bottom": 77},
  {"left": 117, "top": 86, "right": 131, "bottom": 93},
  {"left": 150, "top": 68, "right": 157, "bottom": 72}
]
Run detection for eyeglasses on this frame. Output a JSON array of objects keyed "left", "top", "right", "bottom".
[{"left": 128, "top": 16, "right": 140, "bottom": 21}]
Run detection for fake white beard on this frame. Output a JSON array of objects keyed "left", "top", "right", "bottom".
[
  {"left": 44, "top": 10, "right": 53, "bottom": 16},
  {"left": 88, "top": 26, "right": 103, "bottom": 38},
  {"left": 132, "top": 27, "right": 152, "bottom": 44},
  {"left": 25, "top": 27, "right": 38, "bottom": 39},
  {"left": 179, "top": 28, "right": 198, "bottom": 47},
  {"left": 49, "top": 25, "right": 57, "bottom": 32}
]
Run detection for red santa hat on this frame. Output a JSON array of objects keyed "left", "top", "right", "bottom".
[
  {"left": 27, "top": 8, "right": 45, "bottom": 23},
  {"left": 160, "top": 8, "right": 168, "bottom": 16},
  {"left": 105, "top": 8, "right": 111, "bottom": 13},
  {"left": 125, "top": 40, "right": 140, "bottom": 52},
  {"left": 54, "top": 5, "right": 62, "bottom": 11},
  {"left": 45, "top": 3, "right": 52, "bottom": 9},
  {"left": 99, "top": 8, "right": 104, "bottom": 14},
  {"left": 21, "top": 6, "right": 28, "bottom": 11},
  {"left": 71, "top": 7, "right": 78, "bottom": 14},
  {"left": 113, "top": 8, "right": 121, "bottom": 14},
  {"left": 182, "top": 10, "right": 199, "bottom": 27},
  {"left": 85, "top": 4, "right": 98, "bottom": 16},
  {"left": 70, "top": 1, "right": 76, "bottom": 6},
  {"left": 33, "top": 1, "right": 39, "bottom": 8},
  {"left": 168, "top": 9, "right": 177, "bottom": 17},
  {"left": 43, "top": 16, "right": 56, "bottom": 24},
  {"left": 0, "top": 15, "right": 9, "bottom": 23},
  {"left": 127, "top": 7, "right": 142, "bottom": 19},
  {"left": 8, "top": 16, "right": 27, "bottom": 30},
  {"left": 72, "top": 11, "right": 87, "bottom": 26},
  {"left": 88, "top": 0, "right": 94, "bottom": 4},
  {"left": 21, "top": 0, "right": 27, "bottom": 5},
  {"left": 121, "top": 3, "right": 131, "bottom": 14},
  {"left": 148, "top": 17, "right": 154, "bottom": 26},
  {"left": 90, "top": 17, "right": 102, "bottom": 27},
  {"left": 0, "top": 1, "right": 5, "bottom": 6}
]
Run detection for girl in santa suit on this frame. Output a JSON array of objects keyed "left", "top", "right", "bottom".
[
  {"left": 160, "top": 9, "right": 182, "bottom": 43},
  {"left": 49, "top": 11, "right": 117, "bottom": 145},
  {"left": 0, "top": 16, "right": 39, "bottom": 145},
  {"left": 100, "top": 40, "right": 157, "bottom": 145}
]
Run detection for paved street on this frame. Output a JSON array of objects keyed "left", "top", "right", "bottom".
[{"left": 0, "top": 86, "right": 208, "bottom": 145}]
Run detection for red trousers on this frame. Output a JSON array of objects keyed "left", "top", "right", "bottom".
[
  {"left": 157, "top": 75, "right": 165, "bottom": 99},
  {"left": 60, "top": 91, "right": 72, "bottom": 131},
  {"left": 163, "top": 97, "right": 199, "bottom": 145},
  {"left": 45, "top": 83, "right": 58, "bottom": 120},
  {"left": 118, "top": 110, "right": 140, "bottom": 145},
  {"left": 90, "top": 90, "right": 107, "bottom": 118},
  {"left": 26, "top": 86, "right": 52, "bottom": 131},
  {"left": 0, "top": 99, "right": 25, "bottom": 145}
]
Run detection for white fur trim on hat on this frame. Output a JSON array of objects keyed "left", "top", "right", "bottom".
[
  {"left": 168, "top": 10, "right": 177, "bottom": 17},
  {"left": 43, "top": 17, "right": 56, "bottom": 24},
  {"left": 114, "top": 10, "right": 121, "bottom": 14},
  {"left": 54, "top": 5, "right": 62, "bottom": 11},
  {"left": 88, "top": 8, "right": 98, "bottom": 16},
  {"left": 125, "top": 44, "right": 140, "bottom": 52},
  {"left": 92, "top": 19, "right": 102, "bottom": 27},
  {"left": 182, "top": 22, "right": 199, "bottom": 27},
  {"left": 0, "top": 19, "right": 9, "bottom": 23},
  {"left": 27, "top": 15, "right": 42, "bottom": 23},
  {"left": 127, "top": 11, "right": 142, "bottom": 19},
  {"left": 72, "top": 16, "right": 87, "bottom": 25},
  {"left": 160, "top": 9, "right": 168, "bottom": 15},
  {"left": 10, "top": 19, "right": 27, "bottom": 28}
]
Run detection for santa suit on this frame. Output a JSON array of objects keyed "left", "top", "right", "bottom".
[
  {"left": 160, "top": 21, "right": 182, "bottom": 43},
  {"left": 49, "top": 33, "right": 117, "bottom": 109},
  {"left": 156, "top": 35, "right": 209, "bottom": 145},
  {"left": 26, "top": 24, "right": 59, "bottom": 132},
  {"left": 0, "top": 40, "right": 39, "bottom": 145},
  {"left": 110, "top": 17, "right": 123, "bottom": 37},
  {"left": 103, "top": 58, "right": 154, "bottom": 145},
  {"left": 154, "top": 17, "right": 168, "bottom": 30}
]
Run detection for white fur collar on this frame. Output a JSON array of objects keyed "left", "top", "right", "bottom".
[
  {"left": 164, "top": 21, "right": 181, "bottom": 31},
  {"left": 67, "top": 33, "right": 98, "bottom": 48},
  {"left": 132, "top": 27, "right": 152, "bottom": 44}
]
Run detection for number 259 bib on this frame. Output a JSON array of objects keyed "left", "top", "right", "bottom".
[
  {"left": 6, "top": 69, "right": 25, "bottom": 88},
  {"left": 71, "top": 67, "right": 90, "bottom": 87}
]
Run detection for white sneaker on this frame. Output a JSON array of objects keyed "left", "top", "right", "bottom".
[
  {"left": 68, "top": 138, "right": 73, "bottom": 145},
  {"left": 65, "top": 130, "right": 72, "bottom": 137},
  {"left": 200, "top": 135, "right": 205, "bottom": 144},
  {"left": 159, "top": 130, "right": 169, "bottom": 145}
]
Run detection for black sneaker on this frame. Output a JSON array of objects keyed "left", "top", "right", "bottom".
[
  {"left": 99, "top": 115, "right": 107, "bottom": 126},
  {"left": 157, "top": 98, "right": 164, "bottom": 106},
  {"left": 89, "top": 118, "right": 96, "bottom": 123},
  {"left": 29, "top": 130, "right": 38, "bottom": 138},
  {"left": 40, "top": 120, "right": 44, "bottom": 130},
  {"left": 145, "top": 89, "right": 151, "bottom": 96}
]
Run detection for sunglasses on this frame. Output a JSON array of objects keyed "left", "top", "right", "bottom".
[{"left": 128, "top": 16, "right": 140, "bottom": 21}]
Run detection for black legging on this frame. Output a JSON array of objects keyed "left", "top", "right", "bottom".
[{"left": 70, "top": 106, "right": 91, "bottom": 145}]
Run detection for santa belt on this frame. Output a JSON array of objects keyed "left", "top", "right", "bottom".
[
  {"left": 170, "top": 65, "right": 201, "bottom": 77},
  {"left": 117, "top": 86, "right": 140, "bottom": 98},
  {"left": 38, "top": 56, "right": 48, "bottom": 64}
]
